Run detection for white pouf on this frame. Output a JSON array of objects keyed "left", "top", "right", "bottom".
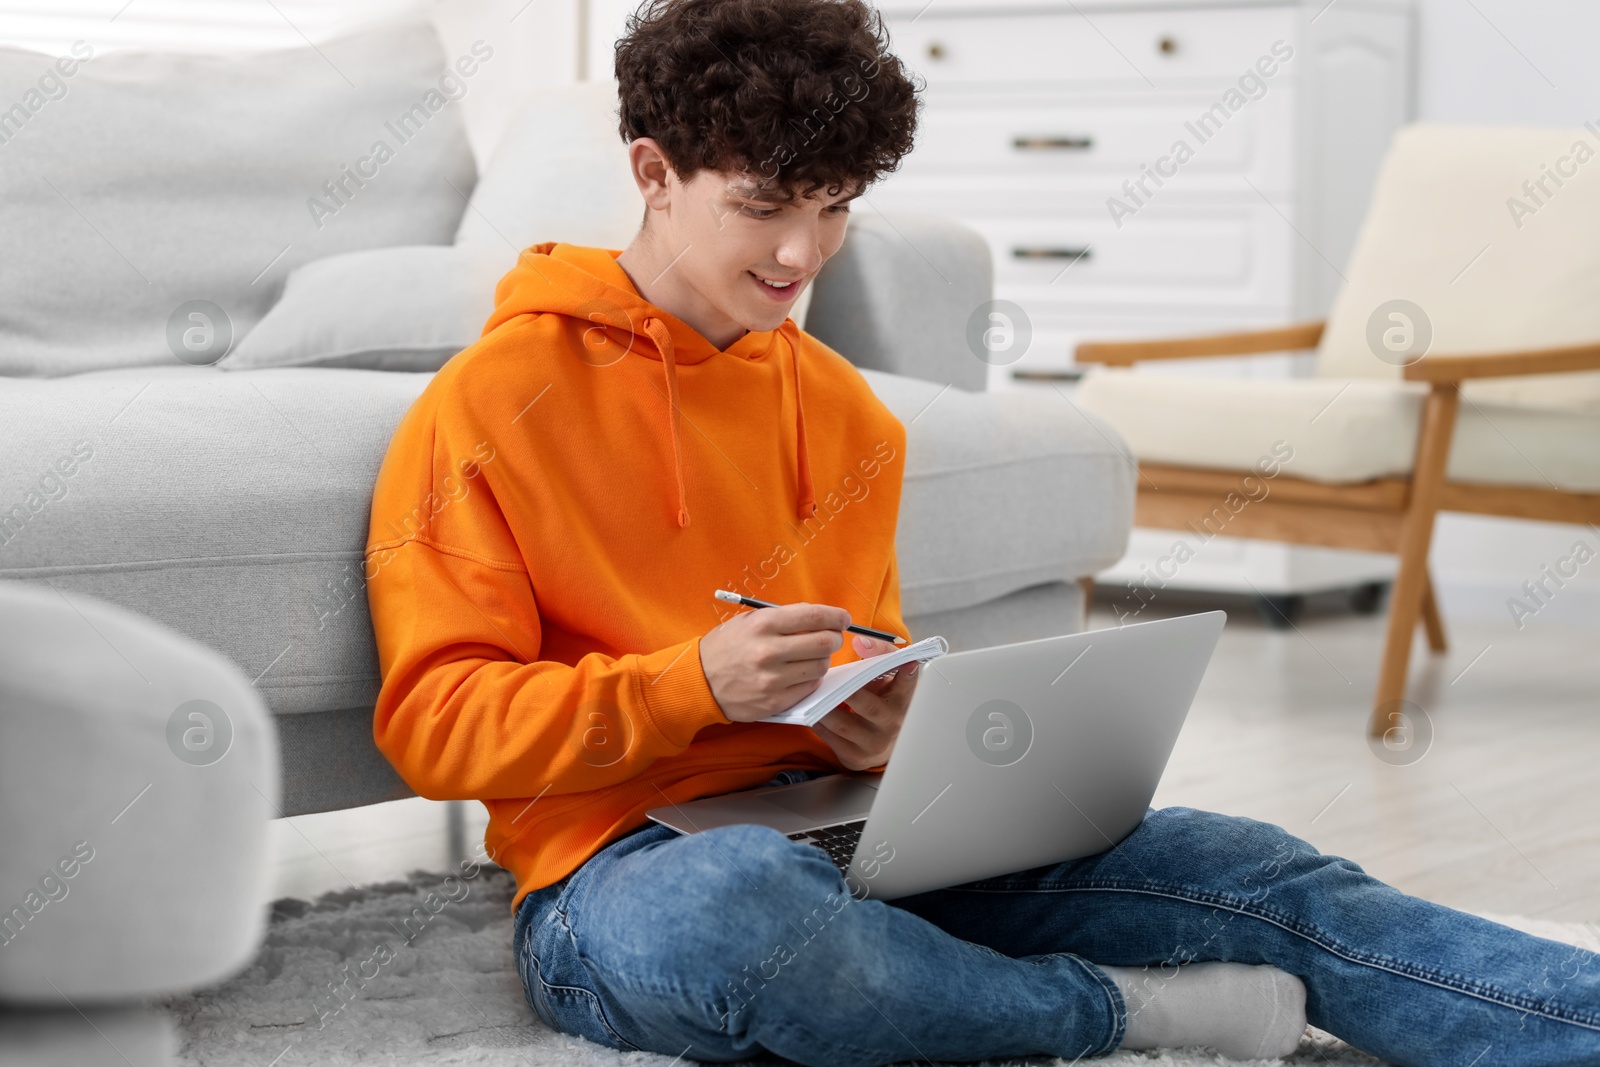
[{"left": 0, "top": 580, "right": 279, "bottom": 1004}]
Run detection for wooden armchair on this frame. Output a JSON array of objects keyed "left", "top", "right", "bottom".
[
  {"left": 1072, "top": 124, "right": 1600, "bottom": 737},
  {"left": 1076, "top": 322, "right": 1600, "bottom": 737}
]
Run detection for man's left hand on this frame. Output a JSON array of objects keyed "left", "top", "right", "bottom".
[{"left": 812, "top": 634, "right": 920, "bottom": 771}]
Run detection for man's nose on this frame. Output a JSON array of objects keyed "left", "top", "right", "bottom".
[{"left": 774, "top": 226, "right": 824, "bottom": 275}]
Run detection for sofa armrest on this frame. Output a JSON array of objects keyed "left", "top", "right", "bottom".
[{"left": 806, "top": 212, "right": 992, "bottom": 392}]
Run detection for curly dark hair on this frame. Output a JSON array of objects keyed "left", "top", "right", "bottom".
[{"left": 614, "top": 0, "right": 921, "bottom": 200}]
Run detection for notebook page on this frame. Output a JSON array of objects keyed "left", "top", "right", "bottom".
[{"left": 761, "top": 635, "right": 949, "bottom": 727}]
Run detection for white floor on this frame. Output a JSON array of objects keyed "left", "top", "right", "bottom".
[{"left": 270, "top": 595, "right": 1600, "bottom": 926}]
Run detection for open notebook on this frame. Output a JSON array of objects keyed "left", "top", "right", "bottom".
[{"left": 761, "top": 635, "right": 950, "bottom": 727}]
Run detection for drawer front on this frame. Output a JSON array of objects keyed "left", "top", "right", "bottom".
[
  {"left": 884, "top": 6, "right": 1297, "bottom": 87},
  {"left": 886, "top": 90, "right": 1293, "bottom": 190},
  {"left": 959, "top": 205, "right": 1292, "bottom": 310}
]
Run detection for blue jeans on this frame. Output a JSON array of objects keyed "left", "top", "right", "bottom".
[{"left": 513, "top": 769, "right": 1600, "bottom": 1066}]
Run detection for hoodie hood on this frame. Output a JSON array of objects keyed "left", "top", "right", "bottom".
[{"left": 483, "top": 242, "right": 816, "bottom": 529}]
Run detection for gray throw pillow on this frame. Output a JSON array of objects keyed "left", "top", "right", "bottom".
[
  {"left": 219, "top": 246, "right": 509, "bottom": 372},
  {"left": 0, "top": 18, "right": 476, "bottom": 378},
  {"left": 455, "top": 80, "right": 641, "bottom": 252}
]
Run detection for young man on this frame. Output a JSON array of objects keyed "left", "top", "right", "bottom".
[{"left": 363, "top": 0, "right": 1600, "bottom": 1063}]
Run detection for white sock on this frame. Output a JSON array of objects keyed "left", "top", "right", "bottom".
[{"left": 1102, "top": 961, "right": 1307, "bottom": 1060}]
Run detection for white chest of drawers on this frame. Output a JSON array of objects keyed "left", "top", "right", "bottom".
[
  {"left": 868, "top": 0, "right": 1415, "bottom": 605},
  {"left": 868, "top": 0, "right": 1414, "bottom": 388}
]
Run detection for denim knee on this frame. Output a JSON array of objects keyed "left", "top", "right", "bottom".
[
  {"left": 1135, "top": 807, "right": 1376, "bottom": 911},
  {"left": 570, "top": 822, "right": 847, "bottom": 996},
  {"left": 1142, "top": 806, "right": 1316, "bottom": 860}
]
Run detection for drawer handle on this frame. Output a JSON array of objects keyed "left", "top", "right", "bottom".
[
  {"left": 1013, "top": 136, "right": 1094, "bottom": 151},
  {"left": 1012, "top": 247, "right": 1092, "bottom": 262}
]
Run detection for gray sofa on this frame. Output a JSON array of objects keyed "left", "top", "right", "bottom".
[
  {"left": 0, "top": 19, "right": 1134, "bottom": 820},
  {"left": 0, "top": 17, "right": 1132, "bottom": 1062}
]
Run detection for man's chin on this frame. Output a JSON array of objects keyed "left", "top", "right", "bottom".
[{"left": 737, "top": 304, "right": 799, "bottom": 333}]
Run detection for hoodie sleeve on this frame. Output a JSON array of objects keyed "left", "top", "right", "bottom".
[
  {"left": 870, "top": 549, "right": 908, "bottom": 642},
  {"left": 852, "top": 548, "right": 909, "bottom": 776},
  {"left": 363, "top": 396, "right": 729, "bottom": 802}
]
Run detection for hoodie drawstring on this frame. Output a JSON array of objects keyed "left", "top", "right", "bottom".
[
  {"left": 640, "top": 316, "right": 816, "bottom": 529},
  {"left": 790, "top": 338, "right": 817, "bottom": 521},
  {"left": 643, "top": 317, "right": 692, "bottom": 528}
]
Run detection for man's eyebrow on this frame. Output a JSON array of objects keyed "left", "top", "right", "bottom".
[{"left": 730, "top": 186, "right": 864, "bottom": 205}]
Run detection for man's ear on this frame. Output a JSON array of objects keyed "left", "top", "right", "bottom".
[{"left": 628, "top": 137, "right": 675, "bottom": 212}]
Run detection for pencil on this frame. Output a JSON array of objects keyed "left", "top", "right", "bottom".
[{"left": 712, "top": 590, "right": 908, "bottom": 645}]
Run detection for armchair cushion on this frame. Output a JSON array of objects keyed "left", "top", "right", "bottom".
[
  {"left": 1318, "top": 124, "right": 1600, "bottom": 411},
  {"left": 1076, "top": 368, "right": 1600, "bottom": 492}
]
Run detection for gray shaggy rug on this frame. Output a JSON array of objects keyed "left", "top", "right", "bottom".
[{"left": 161, "top": 867, "right": 1599, "bottom": 1067}]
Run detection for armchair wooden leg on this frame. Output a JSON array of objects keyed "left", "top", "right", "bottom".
[
  {"left": 1374, "top": 543, "right": 1431, "bottom": 735},
  {"left": 1078, "top": 575, "right": 1095, "bottom": 630},
  {"left": 1419, "top": 573, "right": 1448, "bottom": 653},
  {"left": 1370, "top": 385, "right": 1460, "bottom": 737}
]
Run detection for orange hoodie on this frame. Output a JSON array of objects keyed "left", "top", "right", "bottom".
[{"left": 364, "top": 243, "right": 909, "bottom": 912}]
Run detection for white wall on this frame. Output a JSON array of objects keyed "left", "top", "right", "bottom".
[
  {"left": 0, "top": 0, "right": 425, "bottom": 53},
  {"left": 1415, "top": 0, "right": 1600, "bottom": 127}
]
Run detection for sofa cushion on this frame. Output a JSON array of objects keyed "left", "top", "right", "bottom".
[
  {"left": 0, "top": 364, "right": 1131, "bottom": 718},
  {"left": 0, "top": 19, "right": 476, "bottom": 378},
  {"left": 808, "top": 213, "right": 992, "bottom": 393},
  {"left": 217, "top": 246, "right": 507, "bottom": 372},
  {"left": 1076, "top": 368, "right": 1600, "bottom": 491},
  {"left": 906, "top": 580, "right": 1086, "bottom": 655},
  {"left": 1317, "top": 124, "right": 1600, "bottom": 411},
  {"left": 0, "top": 365, "right": 433, "bottom": 716},
  {"left": 860, "top": 370, "right": 1134, "bottom": 616}
]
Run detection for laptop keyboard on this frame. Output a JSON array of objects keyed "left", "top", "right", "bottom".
[{"left": 785, "top": 819, "right": 865, "bottom": 874}]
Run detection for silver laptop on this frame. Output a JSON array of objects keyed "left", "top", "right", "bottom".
[{"left": 645, "top": 610, "right": 1226, "bottom": 900}]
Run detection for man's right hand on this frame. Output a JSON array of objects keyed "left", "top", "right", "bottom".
[{"left": 698, "top": 602, "right": 852, "bottom": 723}]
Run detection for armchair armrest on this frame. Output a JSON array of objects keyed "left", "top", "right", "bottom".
[
  {"left": 1075, "top": 321, "right": 1326, "bottom": 366},
  {"left": 806, "top": 211, "right": 992, "bottom": 392},
  {"left": 1404, "top": 339, "right": 1600, "bottom": 383}
]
